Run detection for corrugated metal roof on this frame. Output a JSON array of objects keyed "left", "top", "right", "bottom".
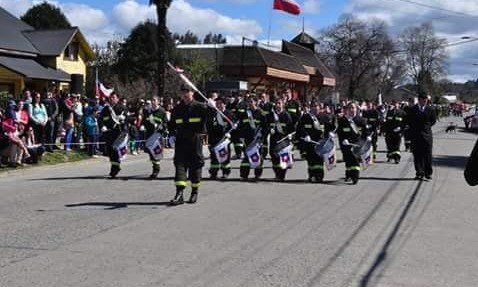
[
  {"left": 0, "top": 7, "right": 38, "bottom": 55},
  {"left": 0, "top": 56, "right": 70, "bottom": 81}
]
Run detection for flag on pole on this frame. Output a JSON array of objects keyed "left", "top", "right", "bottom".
[
  {"left": 95, "top": 67, "right": 113, "bottom": 98},
  {"left": 273, "top": 0, "right": 301, "bottom": 15}
]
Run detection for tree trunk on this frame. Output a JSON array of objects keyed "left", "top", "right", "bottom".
[{"left": 155, "top": 1, "right": 171, "bottom": 98}]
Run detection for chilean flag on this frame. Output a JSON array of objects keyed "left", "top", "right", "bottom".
[
  {"left": 273, "top": 0, "right": 301, "bottom": 15},
  {"left": 95, "top": 80, "right": 113, "bottom": 98}
]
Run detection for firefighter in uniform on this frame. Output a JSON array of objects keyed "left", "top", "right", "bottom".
[
  {"left": 99, "top": 92, "right": 128, "bottom": 178},
  {"left": 228, "top": 94, "right": 247, "bottom": 159},
  {"left": 259, "top": 92, "right": 273, "bottom": 159},
  {"left": 406, "top": 93, "right": 436, "bottom": 180},
  {"left": 143, "top": 96, "right": 167, "bottom": 178},
  {"left": 207, "top": 97, "right": 234, "bottom": 179},
  {"left": 169, "top": 85, "right": 209, "bottom": 205},
  {"left": 296, "top": 101, "right": 335, "bottom": 183},
  {"left": 362, "top": 101, "right": 380, "bottom": 160},
  {"left": 384, "top": 100, "right": 407, "bottom": 164},
  {"left": 337, "top": 102, "right": 370, "bottom": 184},
  {"left": 238, "top": 96, "right": 265, "bottom": 181},
  {"left": 266, "top": 98, "right": 294, "bottom": 182}
]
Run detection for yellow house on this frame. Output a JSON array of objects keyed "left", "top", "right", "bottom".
[{"left": 0, "top": 7, "right": 94, "bottom": 99}]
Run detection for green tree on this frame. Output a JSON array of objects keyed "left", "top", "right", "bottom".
[
  {"left": 203, "top": 32, "right": 227, "bottom": 44},
  {"left": 21, "top": 1, "right": 71, "bottom": 30}
]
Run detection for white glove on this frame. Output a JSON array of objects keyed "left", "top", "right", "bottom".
[
  {"left": 287, "top": 134, "right": 293, "bottom": 140},
  {"left": 139, "top": 125, "right": 145, "bottom": 131},
  {"left": 270, "top": 129, "right": 275, "bottom": 135},
  {"left": 168, "top": 136, "right": 176, "bottom": 146},
  {"left": 225, "top": 133, "right": 231, "bottom": 139},
  {"left": 366, "top": 136, "right": 372, "bottom": 142},
  {"left": 393, "top": 127, "right": 401, "bottom": 133},
  {"left": 101, "top": 126, "right": 108, "bottom": 132},
  {"left": 232, "top": 122, "right": 239, "bottom": 130},
  {"left": 154, "top": 123, "right": 158, "bottom": 129},
  {"left": 304, "top": 135, "right": 311, "bottom": 142},
  {"left": 342, "top": 139, "right": 350, "bottom": 146},
  {"left": 207, "top": 99, "right": 216, "bottom": 108},
  {"left": 328, "top": 132, "right": 336, "bottom": 138},
  {"left": 118, "top": 115, "right": 126, "bottom": 121}
]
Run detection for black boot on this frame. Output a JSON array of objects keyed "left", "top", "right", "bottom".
[
  {"left": 150, "top": 165, "right": 160, "bottom": 179},
  {"left": 170, "top": 188, "right": 184, "bottom": 205},
  {"left": 109, "top": 164, "right": 120, "bottom": 178},
  {"left": 188, "top": 188, "right": 198, "bottom": 204}
]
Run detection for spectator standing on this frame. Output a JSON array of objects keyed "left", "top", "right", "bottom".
[
  {"left": 61, "top": 93, "right": 75, "bottom": 151},
  {"left": 85, "top": 106, "right": 99, "bottom": 157},
  {"left": 42, "top": 91, "right": 59, "bottom": 151},
  {"left": 28, "top": 92, "right": 48, "bottom": 144}
]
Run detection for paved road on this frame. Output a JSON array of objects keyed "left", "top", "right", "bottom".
[{"left": 1, "top": 117, "right": 477, "bottom": 287}]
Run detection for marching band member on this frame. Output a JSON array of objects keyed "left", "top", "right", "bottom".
[
  {"left": 337, "top": 102, "right": 370, "bottom": 184},
  {"left": 143, "top": 96, "right": 167, "bottom": 179},
  {"left": 296, "top": 101, "right": 335, "bottom": 183},
  {"left": 237, "top": 96, "right": 265, "bottom": 181},
  {"left": 169, "top": 84, "right": 209, "bottom": 205},
  {"left": 362, "top": 101, "right": 380, "bottom": 160},
  {"left": 384, "top": 100, "right": 407, "bottom": 164},
  {"left": 98, "top": 92, "right": 128, "bottom": 178},
  {"left": 266, "top": 97, "right": 294, "bottom": 182},
  {"left": 206, "top": 97, "right": 234, "bottom": 179}
]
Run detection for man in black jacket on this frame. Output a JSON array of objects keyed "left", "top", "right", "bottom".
[
  {"left": 42, "top": 91, "right": 59, "bottom": 151},
  {"left": 406, "top": 93, "right": 437, "bottom": 180}
]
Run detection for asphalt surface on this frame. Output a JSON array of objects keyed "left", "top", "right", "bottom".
[{"left": 1, "top": 117, "right": 477, "bottom": 287}]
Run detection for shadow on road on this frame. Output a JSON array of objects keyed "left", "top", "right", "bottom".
[
  {"left": 360, "top": 177, "right": 417, "bottom": 182},
  {"left": 432, "top": 155, "right": 467, "bottom": 170},
  {"left": 29, "top": 176, "right": 176, "bottom": 181},
  {"left": 64, "top": 201, "right": 172, "bottom": 210}
]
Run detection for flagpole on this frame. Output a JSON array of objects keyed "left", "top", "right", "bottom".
[{"left": 267, "top": 2, "right": 273, "bottom": 46}]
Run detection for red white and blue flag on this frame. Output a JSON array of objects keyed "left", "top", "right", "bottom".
[{"left": 273, "top": 0, "right": 301, "bottom": 15}]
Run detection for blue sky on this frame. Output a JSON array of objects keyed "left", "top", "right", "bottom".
[{"left": 2, "top": 0, "right": 478, "bottom": 82}]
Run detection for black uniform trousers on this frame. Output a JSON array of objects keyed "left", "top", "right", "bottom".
[
  {"left": 270, "top": 141, "right": 288, "bottom": 180},
  {"left": 174, "top": 134, "right": 204, "bottom": 190},
  {"left": 103, "top": 129, "right": 121, "bottom": 166},
  {"left": 385, "top": 132, "right": 402, "bottom": 161},
  {"left": 341, "top": 145, "right": 360, "bottom": 180},
  {"left": 304, "top": 143, "right": 324, "bottom": 180},
  {"left": 411, "top": 136, "right": 433, "bottom": 177}
]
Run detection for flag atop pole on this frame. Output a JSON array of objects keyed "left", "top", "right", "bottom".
[{"left": 273, "top": 0, "right": 301, "bottom": 15}]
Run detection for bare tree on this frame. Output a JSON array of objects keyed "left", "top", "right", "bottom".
[
  {"left": 320, "top": 16, "right": 399, "bottom": 100},
  {"left": 399, "top": 22, "right": 448, "bottom": 96}
]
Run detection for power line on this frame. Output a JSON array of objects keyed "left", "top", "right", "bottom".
[{"left": 387, "top": 0, "right": 478, "bottom": 19}]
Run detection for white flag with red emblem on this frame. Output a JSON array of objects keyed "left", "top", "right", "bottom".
[{"left": 273, "top": 0, "right": 301, "bottom": 15}]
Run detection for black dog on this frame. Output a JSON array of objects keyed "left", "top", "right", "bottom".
[{"left": 445, "top": 123, "right": 457, "bottom": 133}]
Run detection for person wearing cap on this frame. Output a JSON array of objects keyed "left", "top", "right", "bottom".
[
  {"left": 383, "top": 100, "right": 407, "bottom": 164},
  {"left": 206, "top": 96, "right": 234, "bottom": 179},
  {"left": 143, "top": 95, "right": 167, "bottom": 179},
  {"left": 169, "top": 84, "right": 209, "bottom": 205},
  {"left": 406, "top": 92, "right": 436, "bottom": 180}
]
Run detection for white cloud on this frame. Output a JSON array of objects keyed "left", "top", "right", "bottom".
[
  {"left": 303, "top": 0, "right": 320, "bottom": 15},
  {"left": 0, "top": 0, "right": 33, "bottom": 17},
  {"left": 111, "top": 0, "right": 262, "bottom": 40}
]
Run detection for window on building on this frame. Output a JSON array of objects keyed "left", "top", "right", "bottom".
[{"left": 64, "top": 42, "right": 79, "bottom": 61}]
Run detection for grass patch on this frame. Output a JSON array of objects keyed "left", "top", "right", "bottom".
[
  {"left": 0, "top": 150, "right": 92, "bottom": 172},
  {"left": 40, "top": 150, "right": 91, "bottom": 166}
]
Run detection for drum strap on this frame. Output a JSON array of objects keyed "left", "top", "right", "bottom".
[
  {"left": 310, "top": 113, "right": 321, "bottom": 130},
  {"left": 216, "top": 112, "right": 225, "bottom": 127},
  {"left": 273, "top": 111, "right": 284, "bottom": 134},
  {"left": 247, "top": 110, "right": 256, "bottom": 130},
  {"left": 348, "top": 118, "right": 359, "bottom": 135}
]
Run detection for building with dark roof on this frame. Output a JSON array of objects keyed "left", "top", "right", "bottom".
[
  {"left": 177, "top": 32, "right": 335, "bottom": 102},
  {"left": 0, "top": 7, "right": 94, "bottom": 97}
]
